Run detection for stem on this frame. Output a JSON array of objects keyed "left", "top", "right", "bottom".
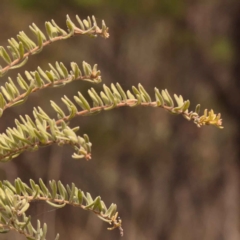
[
  {"left": 3, "top": 74, "right": 99, "bottom": 112},
  {"left": 0, "top": 99, "right": 203, "bottom": 162},
  {"left": 0, "top": 26, "right": 107, "bottom": 76}
]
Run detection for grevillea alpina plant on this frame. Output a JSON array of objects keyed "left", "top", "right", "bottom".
[{"left": 0, "top": 14, "right": 223, "bottom": 239}]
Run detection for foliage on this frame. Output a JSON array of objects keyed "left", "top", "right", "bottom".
[
  {"left": 0, "top": 178, "right": 122, "bottom": 239},
  {"left": 0, "top": 15, "right": 108, "bottom": 77},
  {"left": 0, "top": 14, "right": 223, "bottom": 239}
]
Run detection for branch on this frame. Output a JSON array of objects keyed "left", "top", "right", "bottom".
[
  {"left": 0, "top": 117, "right": 92, "bottom": 162},
  {"left": 0, "top": 83, "right": 223, "bottom": 162},
  {"left": 54, "top": 83, "right": 223, "bottom": 129},
  {"left": 0, "top": 61, "right": 101, "bottom": 117},
  {"left": 0, "top": 178, "right": 123, "bottom": 239},
  {"left": 0, "top": 15, "right": 109, "bottom": 77}
]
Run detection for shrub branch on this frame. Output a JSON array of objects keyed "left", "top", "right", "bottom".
[{"left": 0, "top": 15, "right": 109, "bottom": 77}]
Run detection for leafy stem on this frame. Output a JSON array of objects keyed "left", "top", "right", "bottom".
[
  {"left": 0, "top": 15, "right": 109, "bottom": 77},
  {"left": 0, "top": 61, "right": 102, "bottom": 116}
]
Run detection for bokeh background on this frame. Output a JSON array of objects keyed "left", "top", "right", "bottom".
[{"left": 0, "top": 0, "right": 239, "bottom": 239}]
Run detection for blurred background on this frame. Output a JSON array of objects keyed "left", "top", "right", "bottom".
[{"left": 0, "top": 0, "right": 239, "bottom": 239}]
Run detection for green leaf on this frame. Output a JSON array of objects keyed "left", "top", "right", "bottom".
[
  {"left": 59, "top": 62, "right": 69, "bottom": 78},
  {"left": 48, "top": 63, "right": 60, "bottom": 80},
  {"left": 0, "top": 47, "right": 11, "bottom": 64},
  {"left": 70, "top": 62, "right": 81, "bottom": 79},
  {"left": 77, "top": 190, "right": 83, "bottom": 204},
  {"left": 17, "top": 74, "right": 29, "bottom": 90},
  {"left": 105, "top": 203, "right": 117, "bottom": 218},
  {"left": 1, "top": 86, "right": 12, "bottom": 102},
  {"left": 90, "top": 88, "right": 103, "bottom": 106},
  {"left": 76, "top": 15, "right": 85, "bottom": 30},
  {"left": 100, "top": 91, "right": 111, "bottom": 106},
  {"left": 39, "top": 179, "right": 49, "bottom": 197},
  {"left": 103, "top": 84, "right": 116, "bottom": 105},
  {"left": 57, "top": 181, "right": 68, "bottom": 200},
  {"left": 77, "top": 92, "right": 91, "bottom": 111},
  {"left": 83, "top": 19, "right": 89, "bottom": 28},
  {"left": 82, "top": 61, "right": 92, "bottom": 76},
  {"left": 50, "top": 101, "right": 66, "bottom": 118},
  {"left": 46, "top": 201, "right": 66, "bottom": 208},
  {"left": 18, "top": 42, "right": 25, "bottom": 58},
  {"left": 49, "top": 180, "right": 57, "bottom": 200},
  {"left": 34, "top": 71, "right": 44, "bottom": 87},
  {"left": 69, "top": 183, "right": 75, "bottom": 203},
  {"left": 182, "top": 100, "right": 190, "bottom": 112},
  {"left": 66, "top": 15, "right": 75, "bottom": 34},
  {"left": 138, "top": 84, "right": 151, "bottom": 103},
  {"left": 195, "top": 104, "right": 200, "bottom": 114},
  {"left": 116, "top": 83, "right": 127, "bottom": 101},
  {"left": 18, "top": 202, "right": 30, "bottom": 215},
  {"left": 0, "top": 93, "right": 6, "bottom": 109}
]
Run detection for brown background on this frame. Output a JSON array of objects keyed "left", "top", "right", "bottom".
[{"left": 0, "top": 0, "right": 239, "bottom": 239}]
